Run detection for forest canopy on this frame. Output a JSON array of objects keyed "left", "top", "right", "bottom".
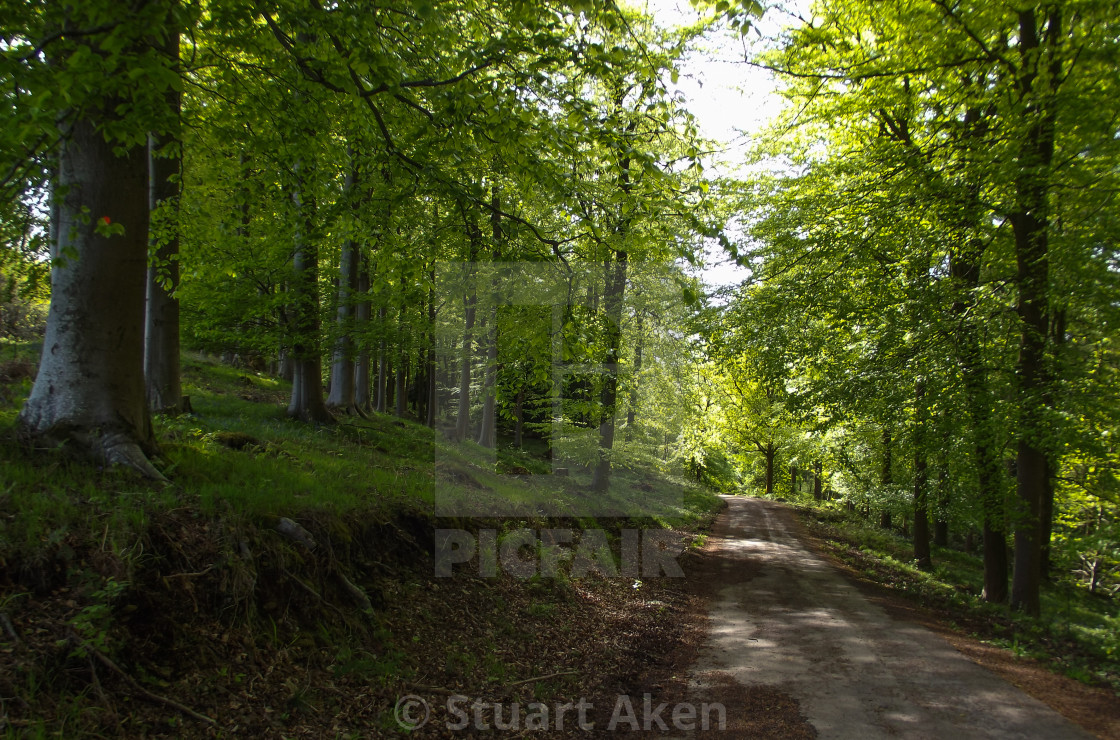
[{"left": 1, "top": 0, "right": 1118, "bottom": 617}]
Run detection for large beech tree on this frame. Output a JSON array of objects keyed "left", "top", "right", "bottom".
[{"left": 14, "top": 1, "right": 180, "bottom": 478}]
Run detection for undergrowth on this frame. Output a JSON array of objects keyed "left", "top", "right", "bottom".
[{"left": 0, "top": 346, "right": 723, "bottom": 737}]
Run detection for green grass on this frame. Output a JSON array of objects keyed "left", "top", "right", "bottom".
[
  {"left": 1, "top": 348, "right": 721, "bottom": 563},
  {"left": 0, "top": 351, "right": 438, "bottom": 566},
  {"left": 171, "top": 352, "right": 436, "bottom": 511},
  {"left": 0, "top": 345, "right": 725, "bottom": 738},
  {"left": 794, "top": 500, "right": 1120, "bottom": 693}
]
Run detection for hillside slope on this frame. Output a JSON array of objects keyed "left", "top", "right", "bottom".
[{"left": 0, "top": 350, "right": 722, "bottom": 737}]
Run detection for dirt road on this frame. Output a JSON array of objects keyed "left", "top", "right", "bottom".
[{"left": 684, "top": 496, "right": 1093, "bottom": 739}]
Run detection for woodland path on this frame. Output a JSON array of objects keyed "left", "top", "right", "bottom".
[{"left": 680, "top": 496, "right": 1095, "bottom": 739}]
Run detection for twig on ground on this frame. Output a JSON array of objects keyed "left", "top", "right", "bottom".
[
  {"left": 67, "top": 631, "right": 216, "bottom": 726},
  {"left": 163, "top": 565, "right": 215, "bottom": 580},
  {"left": 85, "top": 652, "right": 115, "bottom": 721},
  {"left": 501, "top": 670, "right": 580, "bottom": 689},
  {"left": 0, "top": 612, "right": 21, "bottom": 646},
  {"left": 408, "top": 684, "right": 463, "bottom": 696},
  {"left": 409, "top": 670, "right": 579, "bottom": 699}
]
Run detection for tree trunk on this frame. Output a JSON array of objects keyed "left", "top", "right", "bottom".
[
  {"left": 913, "top": 379, "right": 932, "bottom": 570},
  {"left": 933, "top": 464, "right": 949, "bottom": 547},
  {"left": 953, "top": 229, "right": 1008, "bottom": 602},
  {"left": 813, "top": 460, "right": 823, "bottom": 502},
  {"left": 625, "top": 312, "right": 644, "bottom": 440},
  {"left": 425, "top": 274, "right": 438, "bottom": 428},
  {"left": 144, "top": 20, "right": 182, "bottom": 417},
  {"left": 286, "top": 165, "right": 333, "bottom": 425},
  {"left": 1010, "top": 6, "right": 1060, "bottom": 617},
  {"left": 279, "top": 348, "right": 294, "bottom": 382},
  {"left": 1040, "top": 309, "right": 1065, "bottom": 579},
  {"left": 476, "top": 186, "right": 502, "bottom": 448},
  {"left": 879, "top": 428, "right": 892, "bottom": 529},
  {"left": 456, "top": 287, "right": 477, "bottom": 440},
  {"left": 382, "top": 357, "right": 393, "bottom": 412},
  {"left": 375, "top": 305, "right": 387, "bottom": 413},
  {"left": 19, "top": 116, "right": 161, "bottom": 478},
  {"left": 590, "top": 251, "right": 628, "bottom": 492},
  {"left": 763, "top": 444, "right": 775, "bottom": 496},
  {"left": 1040, "top": 456, "right": 1055, "bottom": 580},
  {"left": 476, "top": 309, "right": 498, "bottom": 448},
  {"left": 590, "top": 117, "right": 635, "bottom": 493},
  {"left": 326, "top": 158, "right": 361, "bottom": 414},
  {"left": 354, "top": 257, "right": 372, "bottom": 412},
  {"left": 791, "top": 464, "right": 799, "bottom": 497},
  {"left": 513, "top": 386, "right": 525, "bottom": 448},
  {"left": 325, "top": 244, "right": 360, "bottom": 411},
  {"left": 394, "top": 349, "right": 408, "bottom": 418}
]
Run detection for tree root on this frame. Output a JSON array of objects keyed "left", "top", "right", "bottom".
[
  {"left": 334, "top": 570, "right": 374, "bottom": 615},
  {"left": 100, "top": 434, "right": 167, "bottom": 482},
  {"left": 17, "top": 422, "right": 167, "bottom": 482},
  {"left": 274, "top": 517, "right": 375, "bottom": 616},
  {"left": 0, "top": 612, "right": 21, "bottom": 645},
  {"left": 68, "top": 631, "right": 216, "bottom": 726}
]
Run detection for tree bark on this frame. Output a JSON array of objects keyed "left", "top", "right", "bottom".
[
  {"left": 475, "top": 185, "right": 502, "bottom": 448},
  {"left": 476, "top": 309, "right": 497, "bottom": 448},
  {"left": 879, "top": 428, "right": 892, "bottom": 529},
  {"left": 382, "top": 357, "right": 393, "bottom": 412},
  {"left": 425, "top": 272, "right": 438, "bottom": 428},
  {"left": 1010, "top": 6, "right": 1060, "bottom": 617},
  {"left": 375, "top": 305, "right": 387, "bottom": 413},
  {"left": 285, "top": 165, "right": 333, "bottom": 425},
  {"left": 326, "top": 157, "right": 361, "bottom": 414},
  {"left": 20, "top": 116, "right": 161, "bottom": 478},
  {"left": 952, "top": 220, "right": 1008, "bottom": 602},
  {"left": 913, "top": 379, "right": 932, "bottom": 570},
  {"left": 933, "top": 464, "right": 950, "bottom": 547},
  {"left": 625, "top": 312, "right": 644, "bottom": 440},
  {"left": 513, "top": 386, "right": 525, "bottom": 448},
  {"left": 590, "top": 251, "right": 628, "bottom": 492},
  {"left": 144, "top": 19, "right": 182, "bottom": 417},
  {"left": 455, "top": 292, "right": 475, "bottom": 440},
  {"left": 353, "top": 257, "right": 372, "bottom": 412},
  {"left": 589, "top": 113, "right": 636, "bottom": 493},
  {"left": 394, "top": 342, "right": 408, "bottom": 418},
  {"left": 1040, "top": 308, "right": 1065, "bottom": 579},
  {"left": 455, "top": 246, "right": 479, "bottom": 441},
  {"left": 763, "top": 444, "right": 775, "bottom": 496}
]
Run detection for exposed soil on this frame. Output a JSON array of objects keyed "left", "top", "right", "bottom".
[
  {"left": 0, "top": 502, "right": 721, "bottom": 738},
  {"left": 6, "top": 491, "right": 1112, "bottom": 738}
]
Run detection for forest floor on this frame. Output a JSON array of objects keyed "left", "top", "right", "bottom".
[
  {"left": 659, "top": 496, "right": 1120, "bottom": 739},
  {"left": 0, "top": 348, "right": 729, "bottom": 738},
  {"left": 3, "top": 347, "right": 1118, "bottom": 738}
]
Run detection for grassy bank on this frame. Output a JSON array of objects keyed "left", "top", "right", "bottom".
[{"left": 0, "top": 348, "right": 723, "bottom": 737}]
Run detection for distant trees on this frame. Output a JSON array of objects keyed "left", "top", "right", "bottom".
[
  {"left": 2, "top": 1, "right": 717, "bottom": 485},
  {"left": 714, "top": 0, "right": 1120, "bottom": 611}
]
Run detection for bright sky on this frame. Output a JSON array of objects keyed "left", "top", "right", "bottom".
[
  {"left": 640, "top": 0, "right": 791, "bottom": 289},
  {"left": 642, "top": 1, "right": 787, "bottom": 161}
]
